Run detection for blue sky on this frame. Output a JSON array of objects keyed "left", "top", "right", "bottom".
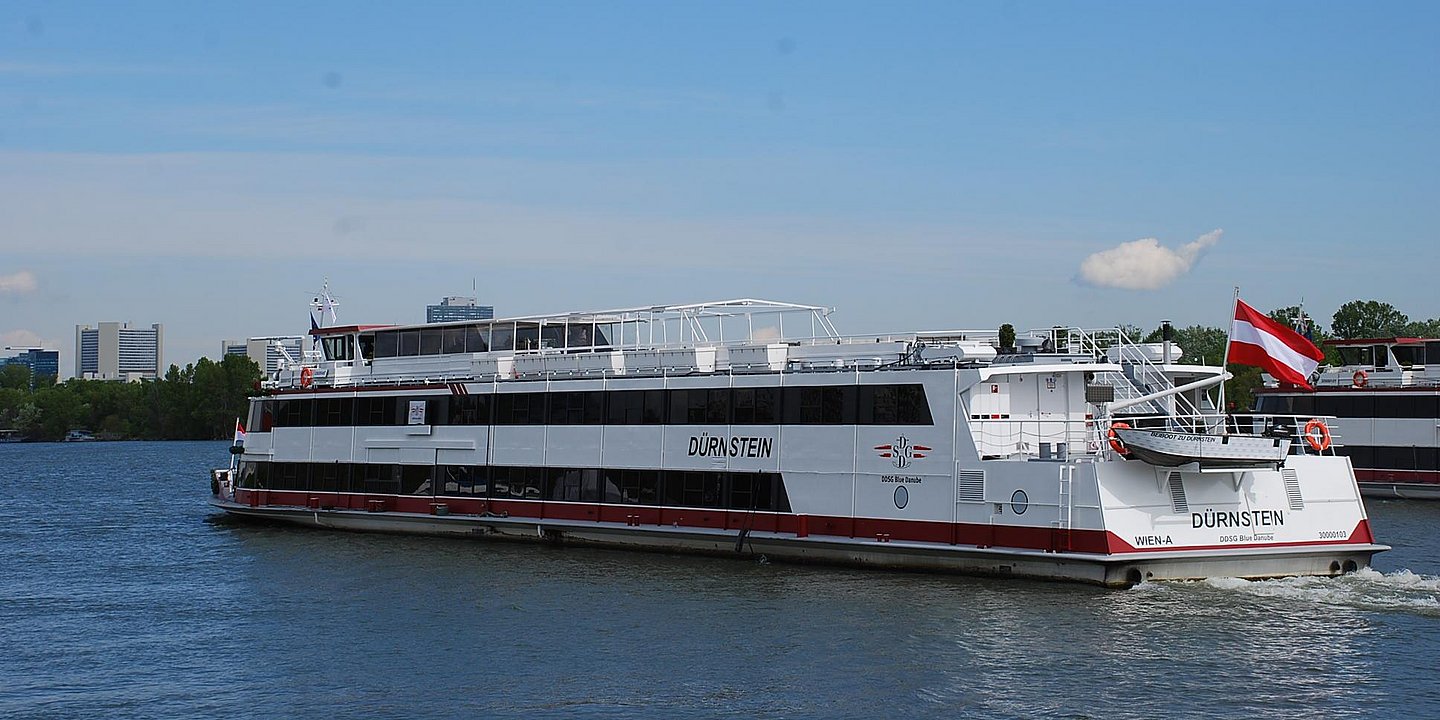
[{"left": 2, "top": 1, "right": 1437, "bottom": 373}]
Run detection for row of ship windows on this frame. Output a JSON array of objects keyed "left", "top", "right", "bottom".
[
  {"left": 236, "top": 462, "right": 792, "bottom": 512},
  {"left": 1333, "top": 445, "right": 1440, "bottom": 472},
  {"left": 252, "top": 384, "right": 933, "bottom": 430},
  {"left": 1254, "top": 394, "right": 1440, "bottom": 419}
]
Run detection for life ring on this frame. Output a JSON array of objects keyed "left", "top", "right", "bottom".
[
  {"left": 1107, "top": 421, "right": 1131, "bottom": 456},
  {"left": 1352, "top": 370, "right": 1368, "bottom": 388},
  {"left": 299, "top": 367, "right": 314, "bottom": 388},
  {"left": 1303, "top": 419, "right": 1331, "bottom": 452}
]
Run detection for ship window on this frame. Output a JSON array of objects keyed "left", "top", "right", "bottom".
[
  {"left": 824, "top": 386, "right": 857, "bottom": 424},
  {"left": 274, "top": 462, "right": 308, "bottom": 491},
  {"left": 1416, "top": 447, "right": 1439, "bottom": 472},
  {"left": 495, "top": 393, "right": 543, "bottom": 425},
  {"left": 1335, "top": 346, "right": 1367, "bottom": 367},
  {"left": 464, "top": 325, "right": 488, "bottom": 353},
  {"left": 442, "top": 327, "right": 467, "bottom": 354},
  {"left": 1392, "top": 345, "right": 1422, "bottom": 368},
  {"left": 896, "top": 385, "right": 932, "bottom": 425},
  {"left": 1376, "top": 446, "right": 1416, "bottom": 471},
  {"left": 276, "top": 399, "right": 314, "bottom": 427},
  {"left": 399, "top": 465, "right": 433, "bottom": 495},
  {"left": 449, "top": 395, "right": 491, "bottom": 425},
  {"left": 311, "top": 463, "right": 349, "bottom": 493},
  {"left": 491, "top": 325, "right": 514, "bottom": 352},
  {"left": 733, "top": 388, "right": 777, "bottom": 424},
  {"left": 546, "top": 468, "right": 583, "bottom": 501},
  {"left": 669, "top": 389, "right": 710, "bottom": 425},
  {"left": 360, "top": 464, "right": 399, "bottom": 494},
  {"left": 728, "top": 473, "right": 776, "bottom": 511},
  {"left": 707, "top": 389, "right": 732, "bottom": 424},
  {"left": 540, "top": 323, "right": 566, "bottom": 350},
  {"left": 603, "top": 468, "right": 628, "bottom": 503},
  {"left": 359, "top": 334, "right": 375, "bottom": 361},
  {"left": 642, "top": 390, "right": 666, "bottom": 424},
  {"left": 398, "top": 330, "right": 420, "bottom": 357},
  {"left": 438, "top": 465, "right": 485, "bottom": 496},
  {"left": 356, "top": 396, "right": 397, "bottom": 425},
  {"left": 1289, "top": 395, "right": 1315, "bottom": 416},
  {"left": 315, "top": 398, "right": 354, "bottom": 426},
  {"left": 549, "top": 392, "right": 586, "bottom": 425},
  {"left": 236, "top": 462, "right": 258, "bottom": 489},
  {"left": 607, "top": 390, "right": 642, "bottom": 425},
  {"left": 247, "top": 401, "right": 265, "bottom": 433},
  {"left": 515, "top": 324, "right": 540, "bottom": 351},
  {"left": 374, "top": 331, "right": 399, "bottom": 358},
  {"left": 420, "top": 329, "right": 444, "bottom": 355},
  {"left": 783, "top": 387, "right": 822, "bottom": 424},
  {"left": 668, "top": 471, "right": 724, "bottom": 508},
  {"left": 566, "top": 323, "right": 598, "bottom": 351},
  {"left": 773, "top": 474, "right": 791, "bottom": 512},
  {"left": 862, "top": 385, "right": 898, "bottom": 424}
]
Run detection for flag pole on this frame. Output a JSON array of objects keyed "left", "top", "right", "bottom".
[{"left": 1218, "top": 286, "right": 1239, "bottom": 416}]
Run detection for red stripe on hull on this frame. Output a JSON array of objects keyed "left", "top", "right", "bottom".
[
  {"left": 1355, "top": 468, "right": 1440, "bottom": 485},
  {"left": 228, "top": 490, "right": 1365, "bottom": 556}
]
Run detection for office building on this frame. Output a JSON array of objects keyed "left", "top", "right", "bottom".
[
  {"left": 75, "top": 322, "right": 163, "bottom": 381},
  {"left": 220, "top": 336, "right": 305, "bottom": 374},
  {"left": 1, "top": 348, "right": 60, "bottom": 386},
  {"left": 426, "top": 296, "right": 494, "bottom": 323}
]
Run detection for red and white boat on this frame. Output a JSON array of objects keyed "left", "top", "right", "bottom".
[
  {"left": 209, "top": 298, "right": 1385, "bottom": 586},
  {"left": 1254, "top": 336, "right": 1440, "bottom": 499}
]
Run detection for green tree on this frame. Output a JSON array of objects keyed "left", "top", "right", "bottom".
[
  {"left": 1402, "top": 318, "right": 1440, "bottom": 338},
  {"left": 1331, "top": 300, "right": 1408, "bottom": 339},
  {"left": 998, "top": 323, "right": 1016, "bottom": 352},
  {"left": 0, "top": 364, "right": 30, "bottom": 390}
]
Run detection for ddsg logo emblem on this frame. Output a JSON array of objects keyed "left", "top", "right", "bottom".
[{"left": 874, "top": 435, "right": 931, "bottom": 469}]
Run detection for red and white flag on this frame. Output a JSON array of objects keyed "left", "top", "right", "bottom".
[
  {"left": 233, "top": 419, "right": 246, "bottom": 445},
  {"left": 1229, "top": 299, "right": 1325, "bottom": 388}
]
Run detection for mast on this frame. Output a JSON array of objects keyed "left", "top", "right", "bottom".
[{"left": 1218, "top": 286, "right": 1239, "bottom": 413}]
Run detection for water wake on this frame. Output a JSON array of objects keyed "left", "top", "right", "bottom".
[{"left": 1200, "top": 568, "right": 1440, "bottom": 616}]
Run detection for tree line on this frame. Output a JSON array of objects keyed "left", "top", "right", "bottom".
[
  {"left": 0, "top": 355, "right": 261, "bottom": 441},
  {"left": 0, "top": 299, "right": 1432, "bottom": 441},
  {"left": 1123, "top": 299, "right": 1438, "bottom": 410}
]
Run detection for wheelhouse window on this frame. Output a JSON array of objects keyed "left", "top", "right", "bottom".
[{"left": 321, "top": 335, "right": 354, "bottom": 361}]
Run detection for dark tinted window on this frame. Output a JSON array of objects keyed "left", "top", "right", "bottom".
[
  {"left": 375, "top": 332, "right": 399, "bottom": 358},
  {"left": 420, "top": 329, "right": 444, "bottom": 355}
]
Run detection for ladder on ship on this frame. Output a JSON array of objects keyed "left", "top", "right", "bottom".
[{"left": 1053, "top": 464, "right": 1074, "bottom": 552}]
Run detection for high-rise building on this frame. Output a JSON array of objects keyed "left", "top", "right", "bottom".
[
  {"left": 220, "top": 336, "right": 306, "bottom": 374},
  {"left": 0, "top": 348, "right": 60, "bottom": 386},
  {"left": 426, "top": 296, "right": 494, "bottom": 323},
  {"left": 74, "top": 322, "right": 163, "bottom": 381}
]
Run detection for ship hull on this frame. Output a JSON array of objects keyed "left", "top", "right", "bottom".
[{"left": 211, "top": 497, "right": 1383, "bottom": 588}]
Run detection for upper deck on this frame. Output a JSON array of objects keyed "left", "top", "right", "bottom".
[{"left": 1262, "top": 337, "right": 1440, "bottom": 392}]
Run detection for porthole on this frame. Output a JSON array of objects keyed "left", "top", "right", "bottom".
[{"left": 1010, "top": 489, "right": 1029, "bottom": 515}]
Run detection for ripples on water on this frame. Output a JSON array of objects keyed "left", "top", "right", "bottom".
[{"left": 2, "top": 442, "right": 1439, "bottom": 719}]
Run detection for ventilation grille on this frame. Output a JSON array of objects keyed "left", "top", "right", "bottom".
[
  {"left": 1282, "top": 469, "right": 1304, "bottom": 510},
  {"left": 1167, "top": 472, "right": 1188, "bottom": 514},
  {"left": 957, "top": 470, "right": 986, "bottom": 503}
]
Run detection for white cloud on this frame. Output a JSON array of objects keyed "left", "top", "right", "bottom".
[
  {"left": 0, "top": 270, "right": 38, "bottom": 295},
  {"left": 1078, "top": 229, "right": 1222, "bottom": 290}
]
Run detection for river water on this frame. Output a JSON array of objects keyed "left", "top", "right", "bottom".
[{"left": 3, "top": 441, "right": 1438, "bottom": 719}]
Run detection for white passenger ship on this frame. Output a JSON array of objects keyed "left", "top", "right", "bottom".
[
  {"left": 210, "top": 299, "right": 1385, "bottom": 586},
  {"left": 1255, "top": 336, "right": 1440, "bottom": 500}
]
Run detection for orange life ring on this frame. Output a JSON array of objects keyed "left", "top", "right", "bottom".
[
  {"left": 299, "top": 367, "right": 314, "bottom": 388},
  {"left": 1303, "top": 419, "right": 1331, "bottom": 452},
  {"left": 1107, "top": 421, "right": 1131, "bottom": 456},
  {"left": 1352, "top": 370, "right": 1368, "bottom": 388}
]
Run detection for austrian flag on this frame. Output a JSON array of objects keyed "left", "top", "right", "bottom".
[{"left": 1228, "top": 300, "right": 1325, "bottom": 389}]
